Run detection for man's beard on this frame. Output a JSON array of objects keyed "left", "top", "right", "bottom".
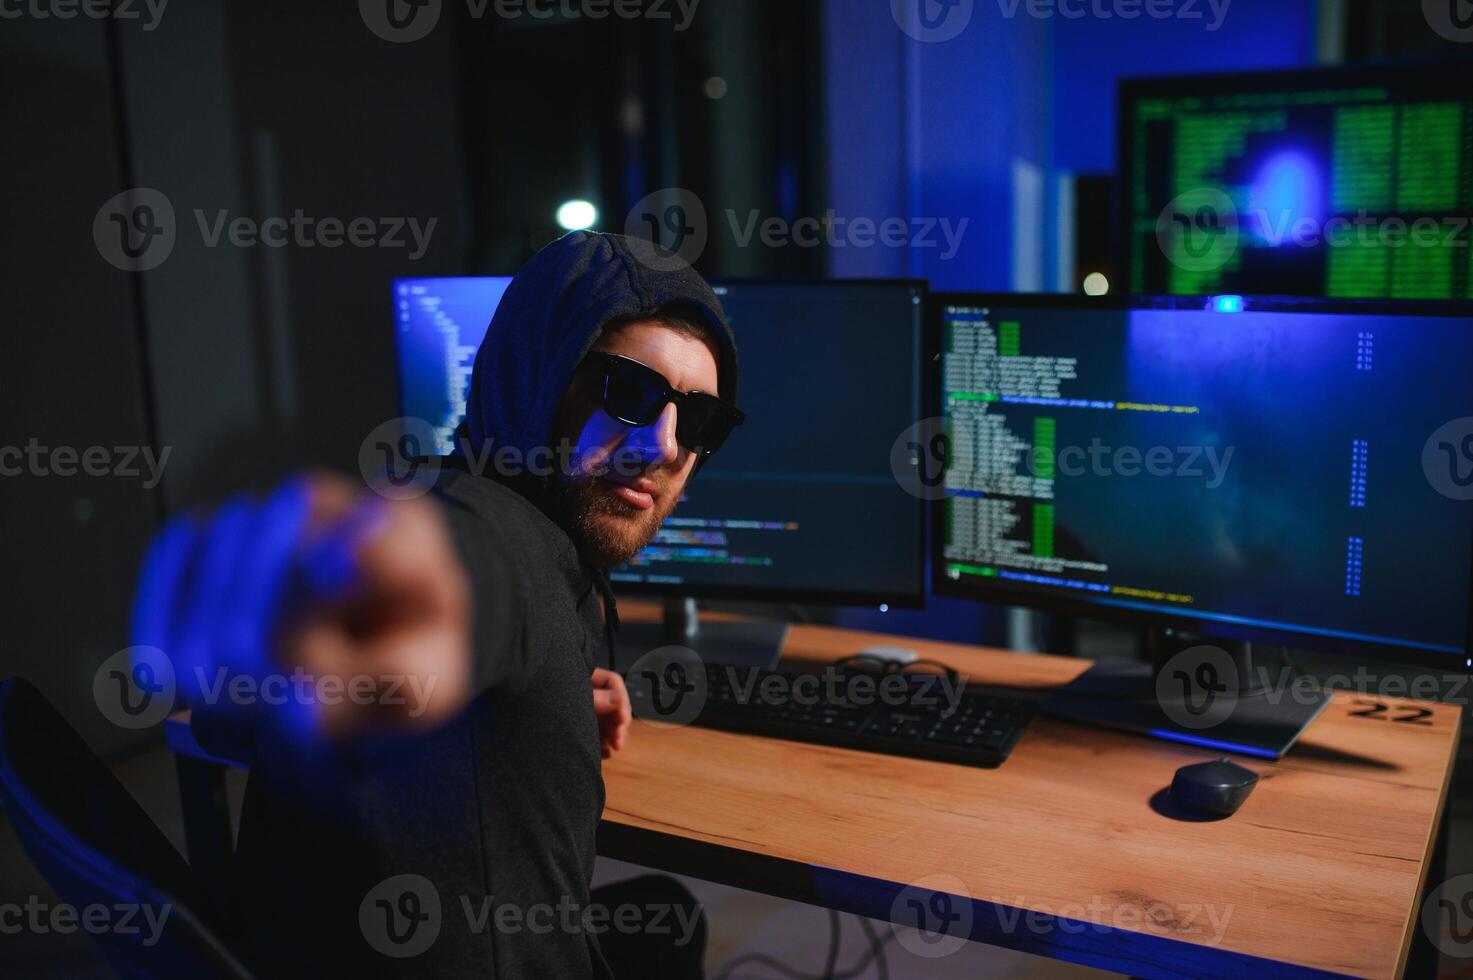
[{"left": 547, "top": 474, "right": 679, "bottom": 569}]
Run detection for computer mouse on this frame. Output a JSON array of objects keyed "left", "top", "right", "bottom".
[
  {"left": 1169, "top": 758, "right": 1259, "bottom": 816},
  {"left": 855, "top": 645, "right": 919, "bottom": 665}
]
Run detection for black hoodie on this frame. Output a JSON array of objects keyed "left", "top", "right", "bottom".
[{"left": 217, "top": 232, "right": 735, "bottom": 977}]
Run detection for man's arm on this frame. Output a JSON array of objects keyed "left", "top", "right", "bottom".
[{"left": 432, "top": 484, "right": 540, "bottom": 696}]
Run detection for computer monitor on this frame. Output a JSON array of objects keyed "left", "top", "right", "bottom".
[
  {"left": 394, "top": 276, "right": 514, "bottom": 456},
  {"left": 1119, "top": 61, "right": 1473, "bottom": 300},
  {"left": 394, "top": 276, "right": 929, "bottom": 662},
  {"left": 609, "top": 279, "right": 927, "bottom": 608},
  {"left": 932, "top": 293, "right": 1473, "bottom": 755},
  {"left": 933, "top": 293, "right": 1473, "bottom": 664}
]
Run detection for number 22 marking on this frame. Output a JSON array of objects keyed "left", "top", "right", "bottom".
[{"left": 1348, "top": 699, "right": 1434, "bottom": 725}]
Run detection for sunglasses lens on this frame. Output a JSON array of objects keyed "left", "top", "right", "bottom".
[
  {"left": 676, "top": 395, "right": 735, "bottom": 455},
  {"left": 595, "top": 354, "right": 741, "bottom": 457},
  {"left": 604, "top": 358, "right": 667, "bottom": 424}
]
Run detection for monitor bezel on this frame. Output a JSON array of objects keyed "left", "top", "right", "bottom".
[
  {"left": 928, "top": 291, "right": 1473, "bottom": 670},
  {"left": 609, "top": 277, "right": 931, "bottom": 610},
  {"left": 1115, "top": 57, "right": 1473, "bottom": 300}
]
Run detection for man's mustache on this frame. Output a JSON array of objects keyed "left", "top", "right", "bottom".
[{"left": 574, "top": 448, "right": 667, "bottom": 483}]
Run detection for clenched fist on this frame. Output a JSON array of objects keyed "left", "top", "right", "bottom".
[{"left": 131, "top": 473, "right": 471, "bottom": 738}]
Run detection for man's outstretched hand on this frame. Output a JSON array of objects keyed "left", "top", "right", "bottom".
[
  {"left": 591, "top": 667, "right": 631, "bottom": 758},
  {"left": 132, "top": 473, "right": 472, "bottom": 739}
]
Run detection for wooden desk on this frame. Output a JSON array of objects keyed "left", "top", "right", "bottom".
[
  {"left": 601, "top": 609, "right": 1460, "bottom": 978},
  {"left": 166, "top": 612, "right": 1461, "bottom": 979}
]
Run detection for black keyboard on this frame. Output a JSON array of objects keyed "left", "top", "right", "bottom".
[{"left": 634, "top": 662, "right": 1035, "bottom": 768}]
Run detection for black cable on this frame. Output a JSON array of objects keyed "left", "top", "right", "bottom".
[
  {"left": 851, "top": 916, "right": 890, "bottom": 980},
  {"left": 712, "top": 910, "right": 840, "bottom": 980},
  {"left": 833, "top": 655, "right": 960, "bottom": 683},
  {"left": 713, "top": 951, "right": 824, "bottom": 980},
  {"left": 821, "top": 909, "right": 841, "bottom": 978},
  {"left": 713, "top": 912, "right": 897, "bottom": 980}
]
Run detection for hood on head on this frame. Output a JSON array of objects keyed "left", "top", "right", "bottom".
[{"left": 454, "top": 231, "right": 737, "bottom": 499}]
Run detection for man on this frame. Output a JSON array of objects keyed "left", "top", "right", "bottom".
[{"left": 132, "top": 231, "right": 743, "bottom": 976}]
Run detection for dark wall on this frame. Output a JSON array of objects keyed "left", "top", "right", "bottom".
[
  {"left": 455, "top": 0, "right": 828, "bottom": 278},
  {"left": 1, "top": 17, "right": 160, "bottom": 753},
  {"left": 119, "top": 0, "right": 471, "bottom": 506}
]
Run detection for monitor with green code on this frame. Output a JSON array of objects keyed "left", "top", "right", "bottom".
[{"left": 1119, "top": 62, "right": 1473, "bottom": 300}]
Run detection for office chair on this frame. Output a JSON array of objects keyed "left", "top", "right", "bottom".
[{"left": 0, "top": 677, "right": 254, "bottom": 979}]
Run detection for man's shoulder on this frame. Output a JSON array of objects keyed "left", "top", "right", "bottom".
[{"left": 429, "top": 462, "right": 577, "bottom": 566}]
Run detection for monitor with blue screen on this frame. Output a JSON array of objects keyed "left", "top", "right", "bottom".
[
  {"left": 933, "top": 293, "right": 1473, "bottom": 666},
  {"left": 394, "top": 276, "right": 514, "bottom": 456}
]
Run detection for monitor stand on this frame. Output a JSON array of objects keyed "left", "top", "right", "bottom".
[
  {"left": 613, "top": 598, "right": 789, "bottom": 673},
  {"left": 1041, "top": 629, "right": 1331, "bottom": 759}
]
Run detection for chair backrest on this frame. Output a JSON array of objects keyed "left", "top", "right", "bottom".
[{"left": 0, "top": 677, "right": 254, "bottom": 978}]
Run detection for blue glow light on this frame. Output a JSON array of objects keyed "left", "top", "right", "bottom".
[
  {"left": 1250, "top": 151, "right": 1323, "bottom": 235},
  {"left": 1146, "top": 728, "right": 1280, "bottom": 759},
  {"left": 1211, "top": 295, "right": 1244, "bottom": 314}
]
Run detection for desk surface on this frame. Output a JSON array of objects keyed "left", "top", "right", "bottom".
[{"left": 597, "top": 609, "right": 1461, "bottom": 979}]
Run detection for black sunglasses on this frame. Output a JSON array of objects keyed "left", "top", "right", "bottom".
[{"left": 584, "top": 351, "right": 744, "bottom": 457}]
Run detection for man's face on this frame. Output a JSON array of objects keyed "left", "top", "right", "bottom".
[{"left": 548, "top": 320, "right": 721, "bottom": 568}]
